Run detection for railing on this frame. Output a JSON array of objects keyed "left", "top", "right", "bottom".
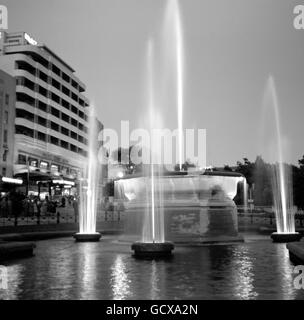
[
  {"left": 1, "top": 203, "right": 303, "bottom": 227},
  {"left": 0, "top": 203, "right": 125, "bottom": 227},
  {"left": 237, "top": 209, "right": 304, "bottom": 227}
]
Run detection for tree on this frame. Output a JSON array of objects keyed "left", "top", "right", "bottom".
[
  {"left": 235, "top": 158, "right": 255, "bottom": 186},
  {"left": 294, "top": 156, "right": 304, "bottom": 209},
  {"left": 223, "top": 165, "right": 233, "bottom": 172}
]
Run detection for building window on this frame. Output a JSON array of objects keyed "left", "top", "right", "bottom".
[
  {"left": 62, "top": 72, "right": 70, "bottom": 83},
  {"left": 71, "top": 105, "right": 78, "bottom": 115},
  {"left": 15, "top": 125, "right": 34, "bottom": 138},
  {"left": 29, "top": 158, "right": 38, "bottom": 167},
  {"left": 2, "top": 167, "right": 6, "bottom": 177},
  {"left": 16, "top": 108, "right": 35, "bottom": 122},
  {"left": 51, "top": 92, "right": 60, "bottom": 104},
  {"left": 51, "top": 121, "right": 59, "bottom": 132},
  {"left": 51, "top": 78, "right": 61, "bottom": 90},
  {"left": 40, "top": 161, "right": 49, "bottom": 170},
  {"left": 38, "top": 101, "right": 47, "bottom": 112},
  {"left": 4, "top": 111, "right": 8, "bottom": 124},
  {"left": 37, "top": 131, "right": 46, "bottom": 142},
  {"left": 61, "top": 140, "right": 69, "bottom": 149},
  {"left": 3, "top": 150, "right": 8, "bottom": 162},
  {"left": 62, "top": 99, "right": 70, "bottom": 110},
  {"left": 18, "top": 154, "right": 27, "bottom": 164},
  {"left": 61, "top": 127, "right": 69, "bottom": 136},
  {"left": 71, "top": 118, "right": 78, "bottom": 127},
  {"left": 70, "top": 131, "right": 77, "bottom": 140},
  {"left": 5, "top": 94, "right": 9, "bottom": 106},
  {"left": 51, "top": 164, "right": 59, "bottom": 173},
  {"left": 78, "top": 110, "right": 84, "bottom": 119},
  {"left": 50, "top": 136, "right": 59, "bottom": 146},
  {"left": 70, "top": 144, "right": 77, "bottom": 153},
  {"left": 51, "top": 107, "right": 60, "bottom": 118},
  {"left": 61, "top": 112, "right": 70, "bottom": 123},
  {"left": 39, "top": 71, "right": 48, "bottom": 83},
  {"left": 3, "top": 129, "right": 7, "bottom": 144},
  {"left": 37, "top": 116, "right": 47, "bottom": 127},
  {"left": 38, "top": 85, "right": 47, "bottom": 97}
]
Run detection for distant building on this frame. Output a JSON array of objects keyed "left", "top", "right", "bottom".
[
  {"left": 0, "top": 69, "right": 15, "bottom": 178},
  {"left": 0, "top": 31, "right": 103, "bottom": 196}
]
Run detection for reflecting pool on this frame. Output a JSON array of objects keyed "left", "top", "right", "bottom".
[{"left": 0, "top": 235, "right": 303, "bottom": 300}]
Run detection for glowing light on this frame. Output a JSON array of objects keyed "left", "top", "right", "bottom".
[
  {"left": 148, "top": 39, "right": 156, "bottom": 243},
  {"left": 1, "top": 177, "right": 23, "bottom": 184},
  {"left": 78, "top": 105, "right": 101, "bottom": 235},
  {"left": 117, "top": 172, "right": 124, "bottom": 179},
  {"left": 265, "top": 76, "right": 295, "bottom": 234},
  {"left": 175, "top": 0, "right": 184, "bottom": 171},
  {"left": 24, "top": 33, "right": 37, "bottom": 46},
  {"left": 52, "top": 180, "right": 75, "bottom": 186}
]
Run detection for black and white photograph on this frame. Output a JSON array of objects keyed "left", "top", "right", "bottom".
[{"left": 0, "top": 0, "right": 304, "bottom": 307}]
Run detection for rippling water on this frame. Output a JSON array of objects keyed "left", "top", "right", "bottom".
[{"left": 0, "top": 236, "right": 303, "bottom": 300}]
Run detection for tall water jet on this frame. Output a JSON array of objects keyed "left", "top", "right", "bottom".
[
  {"left": 74, "top": 106, "right": 101, "bottom": 242},
  {"left": 162, "top": 0, "right": 184, "bottom": 170},
  {"left": 131, "top": 39, "right": 173, "bottom": 257},
  {"left": 243, "top": 178, "right": 248, "bottom": 213},
  {"left": 264, "top": 76, "right": 301, "bottom": 242}
]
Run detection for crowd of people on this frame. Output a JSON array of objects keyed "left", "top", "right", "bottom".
[{"left": 0, "top": 192, "right": 78, "bottom": 218}]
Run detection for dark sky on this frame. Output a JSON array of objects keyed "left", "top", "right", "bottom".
[{"left": 2, "top": 0, "right": 304, "bottom": 166}]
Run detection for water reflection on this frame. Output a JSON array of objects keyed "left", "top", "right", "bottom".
[
  {"left": 78, "top": 243, "right": 98, "bottom": 299},
  {"left": 231, "top": 247, "right": 258, "bottom": 300},
  {"left": 1, "top": 238, "right": 304, "bottom": 300},
  {"left": 110, "top": 255, "right": 131, "bottom": 300},
  {"left": 0, "top": 264, "right": 24, "bottom": 300},
  {"left": 150, "top": 260, "right": 162, "bottom": 299},
  {"left": 275, "top": 245, "right": 296, "bottom": 300}
]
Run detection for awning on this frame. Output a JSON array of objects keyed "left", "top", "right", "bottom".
[{"left": 14, "top": 171, "right": 54, "bottom": 182}]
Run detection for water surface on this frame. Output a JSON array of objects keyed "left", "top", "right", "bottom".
[{"left": 0, "top": 236, "right": 303, "bottom": 300}]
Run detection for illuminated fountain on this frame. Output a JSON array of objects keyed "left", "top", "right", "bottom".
[
  {"left": 74, "top": 107, "right": 102, "bottom": 242},
  {"left": 264, "top": 77, "right": 301, "bottom": 243},
  {"left": 130, "top": 39, "right": 174, "bottom": 257},
  {"left": 117, "top": 171, "right": 245, "bottom": 246},
  {"left": 118, "top": 0, "right": 245, "bottom": 254},
  {"left": 130, "top": 0, "right": 185, "bottom": 257}
]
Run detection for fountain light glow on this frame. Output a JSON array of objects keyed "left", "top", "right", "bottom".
[
  {"left": 265, "top": 76, "right": 295, "bottom": 234},
  {"left": 164, "top": 0, "right": 184, "bottom": 170},
  {"left": 243, "top": 178, "right": 248, "bottom": 213},
  {"left": 76, "top": 105, "right": 101, "bottom": 238},
  {"left": 148, "top": 40, "right": 156, "bottom": 243},
  {"left": 174, "top": 0, "right": 184, "bottom": 171}
]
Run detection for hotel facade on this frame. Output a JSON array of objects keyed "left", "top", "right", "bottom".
[
  {"left": 0, "top": 31, "right": 102, "bottom": 195},
  {"left": 0, "top": 69, "right": 15, "bottom": 179}
]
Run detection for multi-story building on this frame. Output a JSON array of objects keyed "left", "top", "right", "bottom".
[
  {"left": 0, "top": 69, "right": 15, "bottom": 178},
  {"left": 0, "top": 31, "right": 102, "bottom": 196}
]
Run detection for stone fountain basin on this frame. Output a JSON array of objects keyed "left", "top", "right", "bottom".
[
  {"left": 115, "top": 172, "right": 244, "bottom": 244},
  {"left": 271, "top": 232, "right": 302, "bottom": 243},
  {"left": 131, "top": 241, "right": 174, "bottom": 257},
  {"left": 73, "top": 233, "right": 101, "bottom": 242}
]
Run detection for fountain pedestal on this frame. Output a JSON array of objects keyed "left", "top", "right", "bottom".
[
  {"left": 131, "top": 242, "right": 174, "bottom": 258},
  {"left": 271, "top": 232, "right": 302, "bottom": 243},
  {"left": 73, "top": 233, "right": 101, "bottom": 242}
]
